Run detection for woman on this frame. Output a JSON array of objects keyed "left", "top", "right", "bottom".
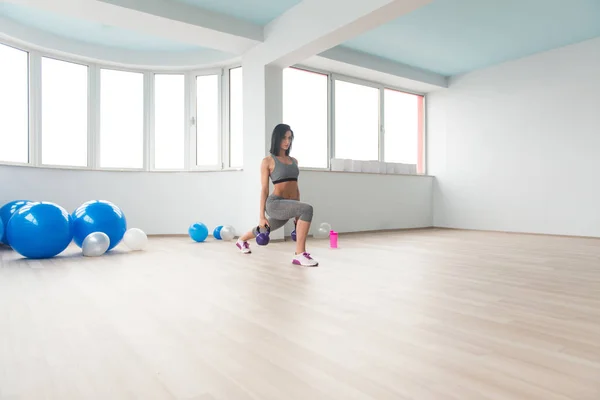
[{"left": 235, "top": 124, "right": 318, "bottom": 267}]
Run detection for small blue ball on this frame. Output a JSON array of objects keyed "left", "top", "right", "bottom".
[
  {"left": 213, "top": 225, "right": 223, "bottom": 240},
  {"left": 189, "top": 223, "right": 209, "bottom": 242}
]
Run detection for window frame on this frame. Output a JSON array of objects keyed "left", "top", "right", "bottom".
[
  {"left": 382, "top": 86, "right": 426, "bottom": 172},
  {"left": 96, "top": 65, "right": 147, "bottom": 172},
  {"left": 149, "top": 71, "right": 188, "bottom": 172},
  {"left": 0, "top": 37, "right": 428, "bottom": 176},
  {"left": 224, "top": 64, "right": 242, "bottom": 170},
  {"left": 188, "top": 68, "right": 224, "bottom": 172},
  {"left": 0, "top": 38, "right": 230, "bottom": 173},
  {"left": 326, "top": 71, "right": 427, "bottom": 174},
  {"left": 330, "top": 73, "right": 383, "bottom": 163},
  {"left": 0, "top": 41, "right": 32, "bottom": 167}
]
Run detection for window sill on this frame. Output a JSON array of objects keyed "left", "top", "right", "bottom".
[
  {"left": 299, "top": 168, "right": 432, "bottom": 177},
  {"left": 0, "top": 162, "right": 429, "bottom": 177},
  {"left": 0, "top": 162, "right": 243, "bottom": 173}
]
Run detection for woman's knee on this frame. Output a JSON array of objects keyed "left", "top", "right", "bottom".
[{"left": 299, "top": 203, "right": 313, "bottom": 222}]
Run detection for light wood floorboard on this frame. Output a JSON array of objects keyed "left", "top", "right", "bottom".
[{"left": 0, "top": 228, "right": 599, "bottom": 400}]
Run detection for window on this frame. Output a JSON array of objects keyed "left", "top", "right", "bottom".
[
  {"left": 0, "top": 43, "right": 29, "bottom": 163},
  {"left": 99, "top": 68, "right": 144, "bottom": 169},
  {"left": 384, "top": 89, "right": 424, "bottom": 172},
  {"left": 154, "top": 74, "right": 185, "bottom": 169},
  {"left": 194, "top": 74, "right": 219, "bottom": 167},
  {"left": 283, "top": 67, "right": 328, "bottom": 168},
  {"left": 229, "top": 67, "right": 243, "bottom": 168},
  {"left": 41, "top": 57, "right": 88, "bottom": 167},
  {"left": 334, "top": 80, "right": 379, "bottom": 161}
]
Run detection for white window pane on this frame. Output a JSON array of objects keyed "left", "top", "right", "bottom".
[
  {"left": 283, "top": 68, "right": 328, "bottom": 169},
  {"left": 229, "top": 67, "right": 243, "bottom": 168},
  {"left": 334, "top": 80, "right": 379, "bottom": 161},
  {"left": 41, "top": 57, "right": 88, "bottom": 167},
  {"left": 0, "top": 44, "right": 28, "bottom": 163},
  {"left": 384, "top": 89, "right": 422, "bottom": 166},
  {"left": 154, "top": 74, "right": 184, "bottom": 169},
  {"left": 100, "top": 68, "right": 144, "bottom": 169},
  {"left": 195, "top": 74, "right": 219, "bottom": 167}
]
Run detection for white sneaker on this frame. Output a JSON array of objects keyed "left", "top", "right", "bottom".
[
  {"left": 236, "top": 240, "right": 251, "bottom": 254},
  {"left": 292, "top": 252, "right": 318, "bottom": 267}
]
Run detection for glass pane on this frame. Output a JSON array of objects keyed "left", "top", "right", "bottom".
[
  {"left": 195, "top": 74, "right": 219, "bottom": 167},
  {"left": 283, "top": 67, "right": 328, "bottom": 168},
  {"left": 229, "top": 67, "right": 243, "bottom": 168},
  {"left": 334, "top": 80, "right": 379, "bottom": 161},
  {"left": 154, "top": 74, "right": 185, "bottom": 169},
  {"left": 0, "top": 43, "right": 28, "bottom": 163},
  {"left": 100, "top": 68, "right": 144, "bottom": 169},
  {"left": 41, "top": 57, "right": 88, "bottom": 167},
  {"left": 384, "top": 89, "right": 422, "bottom": 166}
]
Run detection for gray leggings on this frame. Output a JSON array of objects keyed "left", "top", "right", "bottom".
[{"left": 252, "top": 195, "right": 314, "bottom": 236}]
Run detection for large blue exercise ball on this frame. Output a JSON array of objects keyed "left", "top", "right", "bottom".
[
  {"left": 189, "top": 223, "right": 209, "bottom": 242},
  {"left": 7, "top": 202, "right": 73, "bottom": 259},
  {"left": 72, "top": 200, "right": 127, "bottom": 251},
  {"left": 0, "top": 200, "right": 33, "bottom": 244}
]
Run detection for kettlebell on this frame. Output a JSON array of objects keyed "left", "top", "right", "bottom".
[
  {"left": 256, "top": 225, "right": 270, "bottom": 246},
  {"left": 291, "top": 229, "right": 296, "bottom": 241}
]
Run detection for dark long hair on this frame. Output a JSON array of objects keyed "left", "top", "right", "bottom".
[{"left": 269, "top": 123, "right": 294, "bottom": 156}]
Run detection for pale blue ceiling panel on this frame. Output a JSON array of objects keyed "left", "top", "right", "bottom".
[
  {"left": 342, "top": 0, "right": 600, "bottom": 76},
  {"left": 0, "top": 3, "right": 217, "bottom": 52}
]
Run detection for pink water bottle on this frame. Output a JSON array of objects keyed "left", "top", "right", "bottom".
[{"left": 329, "top": 230, "right": 338, "bottom": 248}]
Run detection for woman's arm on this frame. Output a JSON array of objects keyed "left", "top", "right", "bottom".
[
  {"left": 293, "top": 157, "right": 300, "bottom": 226},
  {"left": 293, "top": 157, "right": 300, "bottom": 200},
  {"left": 259, "top": 158, "right": 270, "bottom": 221}
]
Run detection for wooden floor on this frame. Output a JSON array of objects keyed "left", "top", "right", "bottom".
[{"left": 0, "top": 229, "right": 599, "bottom": 400}]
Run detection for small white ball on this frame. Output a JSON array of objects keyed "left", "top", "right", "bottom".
[
  {"left": 220, "top": 225, "right": 235, "bottom": 241},
  {"left": 123, "top": 228, "right": 148, "bottom": 251}
]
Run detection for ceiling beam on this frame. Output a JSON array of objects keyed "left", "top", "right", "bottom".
[
  {"left": 5, "top": 0, "right": 262, "bottom": 54},
  {"left": 247, "top": 0, "right": 434, "bottom": 67},
  {"left": 317, "top": 46, "right": 448, "bottom": 88}
]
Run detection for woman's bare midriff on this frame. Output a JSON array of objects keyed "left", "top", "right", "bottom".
[{"left": 271, "top": 181, "right": 298, "bottom": 199}]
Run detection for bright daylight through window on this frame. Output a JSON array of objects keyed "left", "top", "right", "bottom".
[
  {"left": 0, "top": 43, "right": 29, "bottom": 164},
  {"left": 100, "top": 68, "right": 144, "bottom": 169},
  {"left": 41, "top": 57, "right": 88, "bottom": 167},
  {"left": 154, "top": 74, "right": 185, "bottom": 170},
  {"left": 283, "top": 67, "right": 329, "bottom": 169},
  {"left": 334, "top": 79, "right": 380, "bottom": 161},
  {"left": 384, "top": 88, "right": 424, "bottom": 171},
  {"left": 228, "top": 67, "right": 243, "bottom": 169},
  {"left": 195, "top": 74, "right": 220, "bottom": 168}
]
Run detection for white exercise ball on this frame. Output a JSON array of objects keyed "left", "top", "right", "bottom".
[
  {"left": 82, "top": 232, "right": 110, "bottom": 257},
  {"left": 220, "top": 225, "right": 235, "bottom": 241},
  {"left": 123, "top": 228, "right": 148, "bottom": 251},
  {"left": 315, "top": 227, "right": 330, "bottom": 239},
  {"left": 320, "top": 222, "right": 332, "bottom": 232}
]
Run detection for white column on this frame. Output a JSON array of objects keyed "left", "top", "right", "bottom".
[{"left": 239, "top": 57, "right": 284, "bottom": 239}]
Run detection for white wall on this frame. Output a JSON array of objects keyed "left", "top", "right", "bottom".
[
  {"left": 299, "top": 171, "right": 433, "bottom": 234},
  {"left": 427, "top": 37, "right": 600, "bottom": 237},
  {"left": 0, "top": 165, "right": 433, "bottom": 236},
  {"left": 0, "top": 166, "right": 244, "bottom": 236}
]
